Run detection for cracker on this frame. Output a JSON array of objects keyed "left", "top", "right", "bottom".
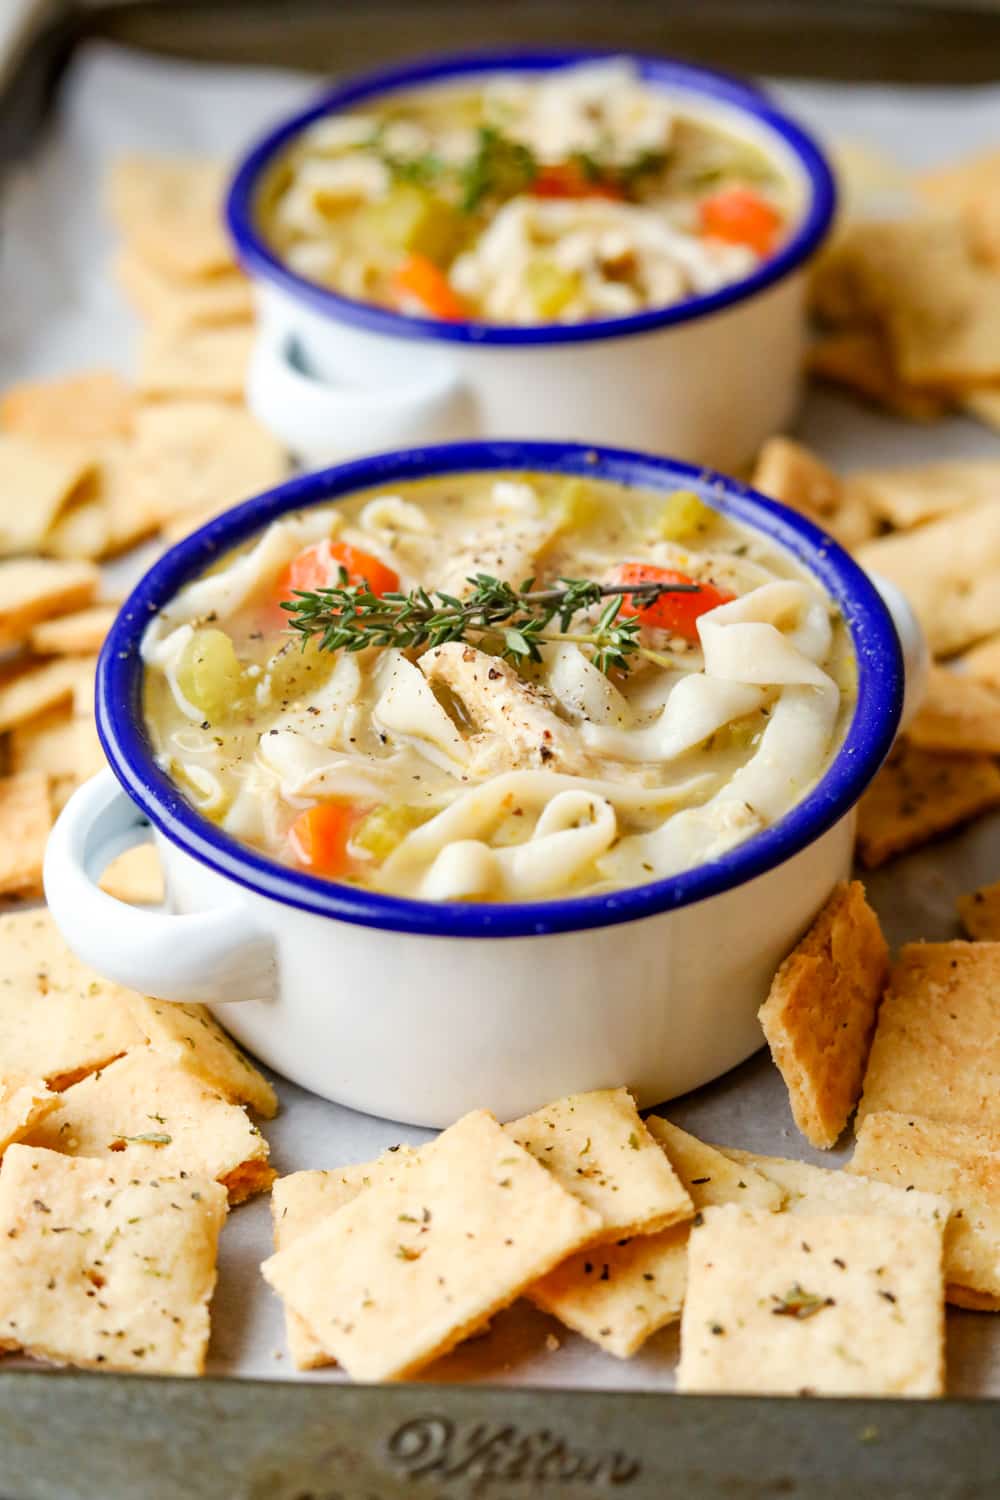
[
  {"left": 0, "top": 656, "right": 95, "bottom": 735},
  {"left": 116, "top": 248, "right": 254, "bottom": 332},
  {"left": 0, "top": 371, "right": 133, "bottom": 444},
  {"left": 676, "top": 1205, "right": 944, "bottom": 1397},
  {"left": 851, "top": 460, "right": 1000, "bottom": 531},
  {"left": 758, "top": 881, "right": 888, "bottom": 1148},
  {"left": 958, "top": 881, "right": 1000, "bottom": 942},
  {"left": 0, "top": 557, "right": 98, "bottom": 651},
  {"left": 719, "top": 1147, "right": 950, "bottom": 1227},
  {"left": 130, "top": 400, "right": 287, "bottom": 526},
  {"left": 137, "top": 326, "right": 254, "bottom": 402},
  {"left": 125, "top": 998, "right": 277, "bottom": 1119},
  {"left": 30, "top": 603, "right": 117, "bottom": 656},
  {"left": 98, "top": 844, "right": 165, "bottom": 906},
  {"left": 907, "top": 666, "right": 1000, "bottom": 754},
  {"left": 857, "top": 501, "right": 1000, "bottom": 657},
  {"left": 850, "top": 1110, "right": 1000, "bottom": 1306},
  {"left": 0, "top": 771, "right": 51, "bottom": 896},
  {"left": 260, "top": 1109, "right": 600, "bottom": 1381},
  {"left": 855, "top": 741, "right": 1000, "bottom": 868},
  {"left": 960, "top": 633, "right": 1000, "bottom": 686},
  {"left": 858, "top": 941, "right": 1000, "bottom": 1132},
  {"left": 0, "top": 437, "right": 97, "bottom": 555},
  {"left": 0, "top": 909, "right": 145, "bottom": 1087},
  {"left": 45, "top": 443, "right": 162, "bottom": 561},
  {"left": 806, "top": 331, "right": 948, "bottom": 423},
  {"left": 750, "top": 436, "right": 875, "bottom": 550},
  {"left": 26, "top": 1047, "right": 274, "bottom": 1204},
  {"left": 505, "top": 1088, "right": 693, "bottom": 1239},
  {"left": 917, "top": 149, "right": 1000, "bottom": 267},
  {"left": 528, "top": 1120, "right": 782, "bottom": 1358},
  {"left": 963, "top": 388, "right": 1000, "bottom": 432},
  {"left": 10, "top": 705, "right": 77, "bottom": 782},
  {"left": 0, "top": 1144, "right": 226, "bottom": 1375},
  {"left": 43, "top": 494, "right": 108, "bottom": 561},
  {"left": 272, "top": 1148, "right": 417, "bottom": 1369},
  {"left": 0, "top": 1075, "right": 57, "bottom": 1157},
  {"left": 107, "top": 157, "right": 235, "bottom": 279}
]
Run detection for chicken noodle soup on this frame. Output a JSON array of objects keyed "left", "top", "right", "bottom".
[
  {"left": 257, "top": 59, "right": 797, "bottom": 326},
  {"left": 141, "top": 471, "right": 855, "bottom": 904}
]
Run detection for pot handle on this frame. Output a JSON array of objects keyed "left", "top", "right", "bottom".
[
  {"left": 43, "top": 770, "right": 275, "bottom": 1005},
  {"left": 867, "top": 571, "right": 929, "bottom": 733},
  {"left": 246, "top": 320, "right": 471, "bottom": 467}
]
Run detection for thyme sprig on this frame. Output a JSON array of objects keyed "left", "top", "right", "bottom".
[{"left": 281, "top": 572, "right": 701, "bottom": 676}]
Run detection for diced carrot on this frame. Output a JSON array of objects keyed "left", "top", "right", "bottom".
[
  {"left": 610, "top": 562, "right": 734, "bottom": 641},
  {"left": 391, "top": 253, "right": 468, "bottom": 321},
  {"left": 288, "top": 803, "right": 360, "bottom": 878},
  {"left": 530, "top": 162, "right": 625, "bottom": 201},
  {"left": 698, "top": 186, "right": 782, "bottom": 257},
  {"left": 276, "top": 539, "right": 400, "bottom": 608}
]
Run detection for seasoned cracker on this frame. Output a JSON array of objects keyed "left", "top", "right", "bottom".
[
  {"left": 858, "top": 941, "right": 1000, "bottom": 1132},
  {"left": 0, "top": 438, "right": 97, "bottom": 556},
  {"left": 855, "top": 741, "right": 1000, "bottom": 868},
  {"left": 0, "top": 1075, "right": 57, "bottom": 1157},
  {"left": 272, "top": 1148, "right": 417, "bottom": 1369},
  {"left": 964, "top": 388, "right": 1000, "bottom": 432},
  {"left": 908, "top": 666, "right": 1000, "bottom": 754},
  {"left": 98, "top": 844, "right": 165, "bottom": 906},
  {"left": 851, "top": 1110, "right": 1000, "bottom": 1306},
  {"left": 130, "top": 399, "right": 287, "bottom": 526},
  {"left": 10, "top": 704, "right": 77, "bottom": 783},
  {"left": 960, "top": 633, "right": 1000, "bottom": 686},
  {"left": 758, "top": 881, "right": 888, "bottom": 1148},
  {"left": 719, "top": 1147, "right": 950, "bottom": 1226},
  {"left": 528, "top": 1120, "right": 781, "bottom": 1358},
  {"left": 137, "top": 326, "right": 254, "bottom": 402},
  {"left": 806, "top": 331, "right": 948, "bottom": 423},
  {"left": 0, "top": 1145, "right": 226, "bottom": 1375},
  {"left": 125, "top": 998, "right": 276, "bottom": 1118},
  {"left": 0, "top": 656, "right": 95, "bottom": 734},
  {"left": 30, "top": 603, "right": 117, "bottom": 656},
  {"left": 116, "top": 248, "right": 254, "bottom": 332},
  {"left": 750, "top": 436, "right": 875, "bottom": 550},
  {"left": 0, "top": 771, "right": 51, "bottom": 896},
  {"left": 260, "top": 1109, "right": 600, "bottom": 1381},
  {"left": 677, "top": 1205, "right": 944, "bottom": 1397},
  {"left": 43, "top": 493, "right": 108, "bottom": 561},
  {"left": 857, "top": 501, "right": 1000, "bottom": 657},
  {"left": 0, "top": 371, "right": 133, "bottom": 444},
  {"left": 108, "top": 157, "right": 234, "bottom": 279},
  {"left": 850, "top": 460, "right": 1000, "bottom": 531},
  {"left": 505, "top": 1087, "right": 693, "bottom": 1239},
  {"left": 26, "top": 1047, "right": 274, "bottom": 1204},
  {"left": 0, "top": 909, "right": 143, "bottom": 1087},
  {"left": 917, "top": 149, "right": 1000, "bottom": 266},
  {"left": 0, "top": 557, "right": 98, "bottom": 651},
  {"left": 958, "top": 881, "right": 1000, "bottom": 941}
]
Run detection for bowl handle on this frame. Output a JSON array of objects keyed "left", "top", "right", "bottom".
[
  {"left": 44, "top": 770, "right": 275, "bottom": 1005},
  {"left": 867, "top": 570, "right": 929, "bottom": 734}
]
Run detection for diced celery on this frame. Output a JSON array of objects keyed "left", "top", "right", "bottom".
[
  {"left": 262, "top": 637, "right": 335, "bottom": 707},
  {"left": 354, "top": 803, "right": 434, "bottom": 861},
  {"left": 524, "top": 258, "right": 581, "bottom": 318},
  {"left": 176, "top": 629, "right": 243, "bottom": 721},
  {"left": 357, "top": 183, "right": 464, "bottom": 263},
  {"left": 658, "top": 490, "right": 715, "bottom": 541},
  {"left": 547, "top": 477, "right": 602, "bottom": 532}
]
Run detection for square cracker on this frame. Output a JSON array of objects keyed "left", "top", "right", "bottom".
[
  {"left": 527, "top": 1120, "right": 782, "bottom": 1359},
  {"left": 0, "top": 656, "right": 95, "bottom": 735},
  {"left": 850, "top": 1110, "right": 1000, "bottom": 1305},
  {"left": 137, "top": 326, "right": 254, "bottom": 402},
  {"left": 130, "top": 400, "right": 287, "bottom": 526},
  {"left": 0, "top": 558, "right": 98, "bottom": 651},
  {"left": 107, "top": 157, "right": 235, "bottom": 279},
  {"left": 10, "top": 705, "right": 78, "bottom": 785},
  {"left": 958, "top": 881, "right": 1000, "bottom": 941},
  {"left": 849, "top": 460, "right": 1000, "bottom": 531},
  {"left": 125, "top": 997, "right": 277, "bottom": 1119},
  {"left": 272, "top": 1148, "right": 417, "bottom": 1369},
  {"left": 0, "top": 1075, "right": 57, "bottom": 1157},
  {"left": 961, "top": 633, "right": 1000, "bottom": 686},
  {"left": 30, "top": 604, "right": 117, "bottom": 656},
  {"left": 116, "top": 248, "right": 254, "bottom": 332},
  {"left": 260, "top": 1109, "right": 601, "bottom": 1381},
  {"left": 907, "top": 666, "right": 1000, "bottom": 755},
  {"left": 44, "top": 443, "right": 163, "bottom": 562},
  {"left": 805, "top": 331, "right": 948, "bottom": 424},
  {"left": 758, "top": 881, "right": 888, "bottom": 1149},
  {"left": 98, "top": 844, "right": 165, "bottom": 906},
  {"left": 858, "top": 941, "right": 1000, "bottom": 1132},
  {"left": 917, "top": 149, "right": 1000, "bottom": 267},
  {"left": 750, "top": 437, "right": 875, "bottom": 551},
  {"left": 505, "top": 1088, "right": 693, "bottom": 1239},
  {"left": 26, "top": 1047, "right": 274, "bottom": 1204},
  {"left": 0, "top": 371, "right": 133, "bottom": 444},
  {"left": 0, "top": 771, "right": 51, "bottom": 896},
  {"left": 676, "top": 1205, "right": 944, "bottom": 1397},
  {"left": 0, "top": 436, "right": 96, "bottom": 555},
  {"left": 0, "top": 909, "right": 144, "bottom": 1088},
  {"left": 855, "top": 741, "right": 1000, "bottom": 868},
  {"left": 718, "top": 1147, "right": 950, "bottom": 1228},
  {"left": 0, "top": 1144, "right": 226, "bottom": 1375},
  {"left": 856, "top": 501, "right": 1000, "bottom": 657}
]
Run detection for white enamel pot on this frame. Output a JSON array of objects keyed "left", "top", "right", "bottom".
[
  {"left": 226, "top": 51, "right": 837, "bottom": 473},
  {"left": 44, "top": 442, "right": 923, "bottom": 1128}
]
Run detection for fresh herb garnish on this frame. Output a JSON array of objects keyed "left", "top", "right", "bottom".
[
  {"left": 282, "top": 572, "right": 701, "bottom": 677},
  {"left": 459, "top": 125, "right": 537, "bottom": 212}
]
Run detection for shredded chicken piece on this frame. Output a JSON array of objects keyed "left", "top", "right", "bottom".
[{"left": 438, "top": 522, "right": 551, "bottom": 598}]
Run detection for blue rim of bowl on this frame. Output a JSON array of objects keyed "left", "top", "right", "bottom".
[
  {"left": 98, "top": 440, "right": 901, "bottom": 940},
  {"left": 225, "top": 47, "right": 837, "bottom": 347}
]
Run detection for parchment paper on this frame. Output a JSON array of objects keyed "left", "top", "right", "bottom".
[{"left": 1, "top": 42, "right": 998, "bottom": 1394}]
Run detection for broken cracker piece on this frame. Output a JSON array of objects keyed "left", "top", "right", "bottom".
[
  {"left": 758, "top": 881, "right": 888, "bottom": 1148},
  {"left": 0, "top": 771, "right": 51, "bottom": 896},
  {"left": 908, "top": 666, "right": 1000, "bottom": 755},
  {"left": 0, "top": 1144, "right": 226, "bottom": 1374},
  {"left": 806, "top": 330, "right": 948, "bottom": 424},
  {"left": 29, "top": 603, "right": 118, "bottom": 656},
  {"left": 677, "top": 1205, "right": 944, "bottom": 1397},
  {"left": 718, "top": 1147, "right": 950, "bottom": 1228},
  {"left": 260, "top": 1109, "right": 600, "bottom": 1381},
  {"left": 0, "top": 557, "right": 98, "bottom": 651},
  {"left": 850, "top": 459, "right": 1000, "bottom": 531},
  {"left": 750, "top": 436, "right": 875, "bottom": 550},
  {"left": 125, "top": 997, "right": 276, "bottom": 1119},
  {"left": 958, "top": 882, "right": 1000, "bottom": 942},
  {"left": 855, "top": 741, "right": 1000, "bottom": 868},
  {"left": 0, "top": 1075, "right": 57, "bottom": 1157},
  {"left": 0, "top": 656, "right": 95, "bottom": 735},
  {"left": 0, "top": 436, "right": 96, "bottom": 556}
]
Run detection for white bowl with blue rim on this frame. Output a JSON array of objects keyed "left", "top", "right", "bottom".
[
  {"left": 226, "top": 51, "right": 836, "bottom": 474},
  {"left": 44, "top": 441, "right": 923, "bottom": 1128}
]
